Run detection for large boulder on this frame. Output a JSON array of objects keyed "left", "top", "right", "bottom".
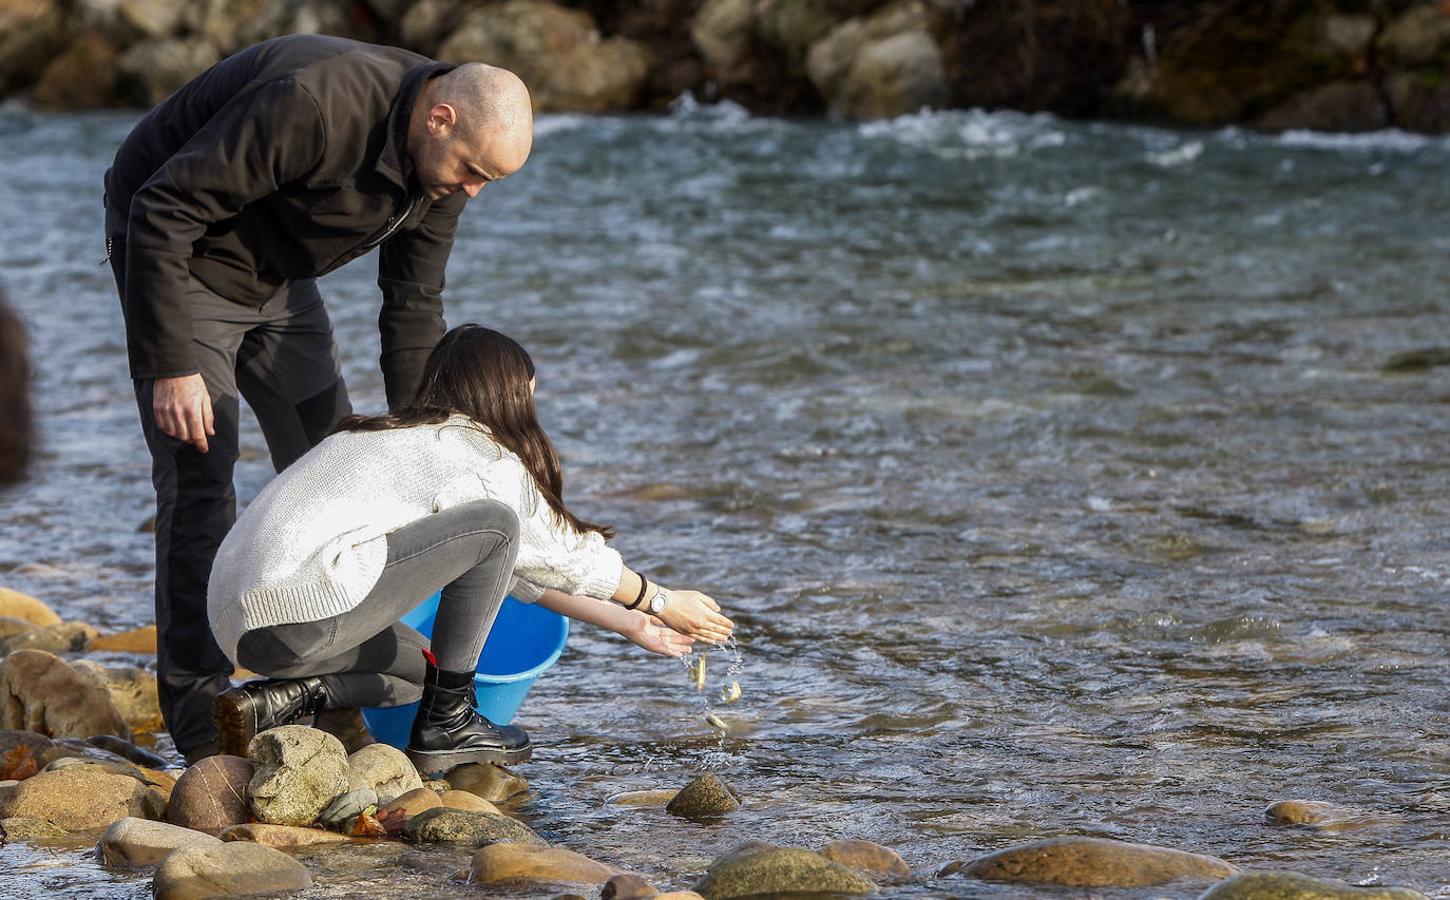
[
  {"left": 246, "top": 725, "right": 350, "bottom": 826},
  {"left": 400, "top": 0, "right": 463, "bottom": 54},
  {"left": 468, "top": 843, "right": 617, "bottom": 885},
  {"left": 807, "top": 1, "right": 946, "bottom": 119},
  {"left": 401, "top": 807, "right": 545, "bottom": 846},
  {"left": 0, "top": 0, "right": 73, "bottom": 96},
  {"left": 943, "top": 837, "right": 1237, "bottom": 888},
  {"left": 166, "top": 756, "right": 254, "bottom": 836},
  {"left": 1377, "top": 4, "right": 1450, "bottom": 68},
  {"left": 1199, "top": 871, "right": 1429, "bottom": 899},
  {"left": 32, "top": 31, "right": 121, "bottom": 110},
  {"left": 1257, "top": 81, "right": 1389, "bottom": 133},
  {"left": 0, "top": 650, "right": 130, "bottom": 740},
  {"left": 1388, "top": 73, "right": 1450, "bottom": 134},
  {"left": 445, "top": 762, "right": 528, "bottom": 802},
  {"left": 347, "top": 742, "right": 421, "bottom": 804},
  {"left": 183, "top": 0, "right": 361, "bottom": 55},
  {"left": 1, "top": 816, "right": 68, "bottom": 841},
  {"left": 0, "top": 763, "right": 165, "bottom": 830},
  {"left": 0, "top": 589, "right": 60, "bottom": 628},
  {"left": 0, "top": 621, "right": 99, "bottom": 654},
  {"left": 437, "top": 0, "right": 651, "bottom": 113},
  {"left": 116, "top": 0, "right": 188, "bottom": 40},
  {"left": 439, "top": 789, "right": 499, "bottom": 814},
  {"left": 151, "top": 842, "right": 313, "bottom": 899},
  {"left": 115, "top": 38, "right": 221, "bottom": 107},
  {"left": 755, "top": 0, "right": 879, "bottom": 65},
  {"left": 666, "top": 773, "right": 740, "bottom": 820},
  {"left": 693, "top": 846, "right": 876, "bottom": 898},
  {"left": 97, "top": 817, "right": 221, "bottom": 868}
]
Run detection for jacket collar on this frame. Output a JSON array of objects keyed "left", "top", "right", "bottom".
[{"left": 376, "top": 60, "right": 457, "bottom": 190}]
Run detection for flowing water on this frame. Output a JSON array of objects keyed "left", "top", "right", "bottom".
[{"left": 1, "top": 100, "right": 1448, "bottom": 897}]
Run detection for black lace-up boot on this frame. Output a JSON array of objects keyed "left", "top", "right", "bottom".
[
  {"left": 213, "top": 677, "right": 334, "bottom": 756},
  {"left": 406, "top": 662, "right": 531, "bottom": 772}
]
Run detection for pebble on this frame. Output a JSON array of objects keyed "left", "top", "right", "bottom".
[
  {"left": 246, "top": 725, "right": 350, "bottom": 826},
  {"left": 666, "top": 774, "right": 740, "bottom": 820},
  {"left": 402, "top": 807, "right": 546, "bottom": 846},
  {"left": 941, "top": 836, "right": 1238, "bottom": 887},
  {"left": 1198, "top": 871, "right": 1429, "bottom": 899},
  {"left": 601, "top": 873, "right": 658, "bottom": 899},
  {"left": 151, "top": 841, "right": 314, "bottom": 899},
  {"left": 97, "top": 817, "right": 220, "bottom": 868},
  {"left": 468, "top": 843, "right": 616, "bottom": 885},
  {"left": 607, "top": 789, "right": 679, "bottom": 807},
  {"left": 166, "top": 756, "right": 253, "bottom": 835}
]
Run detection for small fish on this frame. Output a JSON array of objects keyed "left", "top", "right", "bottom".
[
  {"left": 705, "top": 712, "right": 729, "bottom": 733},
  {"left": 719, "top": 681, "right": 742, "bottom": 704},
  {"left": 692, "top": 655, "right": 707, "bottom": 691}
]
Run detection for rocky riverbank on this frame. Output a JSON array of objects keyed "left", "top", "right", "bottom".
[
  {"left": 2, "top": 0, "right": 1450, "bottom": 131},
  {"left": 0, "top": 585, "right": 1435, "bottom": 898}
]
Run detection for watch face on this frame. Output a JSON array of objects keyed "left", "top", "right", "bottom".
[{"left": 650, "top": 593, "right": 665, "bottom": 613}]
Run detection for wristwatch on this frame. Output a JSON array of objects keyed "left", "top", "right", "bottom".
[{"left": 647, "top": 588, "right": 670, "bottom": 616}]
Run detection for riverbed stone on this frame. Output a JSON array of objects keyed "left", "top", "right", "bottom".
[
  {"left": 608, "top": 789, "right": 679, "bottom": 807},
  {"left": 1377, "top": 4, "right": 1450, "bottom": 68},
  {"left": 439, "top": 789, "right": 499, "bottom": 814},
  {"left": 1198, "top": 871, "right": 1429, "bottom": 899},
  {"left": 1, "top": 621, "right": 100, "bottom": 655},
  {"left": 246, "top": 725, "right": 350, "bottom": 826},
  {"left": 0, "top": 763, "right": 165, "bottom": 830},
  {"left": 98, "top": 816, "right": 220, "bottom": 868},
  {"left": 347, "top": 742, "right": 421, "bottom": 803},
  {"left": 445, "top": 762, "right": 528, "bottom": 802},
  {"left": 0, "top": 650, "right": 129, "bottom": 741},
  {"left": 468, "top": 843, "right": 616, "bottom": 885},
  {"left": 152, "top": 841, "right": 313, "bottom": 899},
  {"left": 942, "top": 836, "right": 1238, "bottom": 887},
  {"left": 693, "top": 846, "right": 876, "bottom": 898},
  {"left": 220, "top": 822, "right": 351, "bottom": 849},
  {"left": 378, "top": 785, "right": 442, "bottom": 820},
  {"left": 0, "top": 728, "right": 53, "bottom": 759},
  {"left": 318, "top": 788, "right": 377, "bottom": 831},
  {"left": 402, "top": 807, "right": 545, "bottom": 846},
  {"left": 1, "top": 816, "right": 68, "bottom": 841},
  {"left": 86, "top": 735, "right": 171, "bottom": 769},
  {"left": 808, "top": 1, "right": 941, "bottom": 118},
  {"left": 1257, "top": 81, "right": 1388, "bottom": 133},
  {"left": 819, "top": 838, "right": 911, "bottom": 879},
  {"left": 115, "top": 38, "right": 221, "bottom": 107},
  {"left": 166, "top": 756, "right": 253, "bottom": 835},
  {"left": 33, "top": 31, "right": 121, "bottom": 110},
  {"left": 666, "top": 773, "right": 740, "bottom": 819},
  {"left": 72, "top": 661, "right": 163, "bottom": 734},
  {"left": 0, "top": 617, "right": 35, "bottom": 642},
  {"left": 601, "top": 873, "right": 658, "bottom": 898},
  {"left": 1265, "top": 799, "right": 1395, "bottom": 831},
  {"left": 89, "top": 624, "right": 158, "bottom": 653},
  {"left": 0, "top": 589, "right": 61, "bottom": 627}
]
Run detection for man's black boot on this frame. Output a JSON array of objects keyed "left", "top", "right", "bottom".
[
  {"left": 406, "top": 662, "right": 531, "bottom": 772},
  {"left": 213, "top": 677, "right": 333, "bottom": 757}
]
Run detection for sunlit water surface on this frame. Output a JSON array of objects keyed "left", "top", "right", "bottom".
[{"left": 1, "top": 102, "right": 1448, "bottom": 897}]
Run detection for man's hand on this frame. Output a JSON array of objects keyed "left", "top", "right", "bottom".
[
  {"left": 658, "top": 590, "right": 734, "bottom": 645},
  {"left": 152, "top": 374, "right": 214, "bottom": 453}
]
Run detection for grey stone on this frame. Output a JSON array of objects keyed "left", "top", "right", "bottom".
[
  {"left": 97, "top": 816, "right": 219, "bottom": 868},
  {"left": 1198, "top": 871, "right": 1429, "bottom": 900},
  {"left": 401, "top": 807, "right": 545, "bottom": 847},
  {"left": 318, "top": 788, "right": 377, "bottom": 831},
  {"left": 942, "top": 836, "right": 1237, "bottom": 888},
  {"left": 151, "top": 841, "right": 313, "bottom": 899},
  {"left": 693, "top": 846, "right": 876, "bottom": 898},
  {"left": 666, "top": 773, "right": 740, "bottom": 819},
  {"left": 166, "top": 756, "right": 253, "bottom": 836},
  {"left": 346, "top": 742, "right": 421, "bottom": 804},
  {"left": 246, "top": 725, "right": 350, "bottom": 827}
]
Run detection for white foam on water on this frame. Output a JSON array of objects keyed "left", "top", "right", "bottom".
[
  {"left": 533, "top": 113, "right": 592, "bottom": 139},
  {"left": 1268, "top": 127, "right": 1449, "bottom": 152},
  {"left": 1147, "top": 140, "right": 1204, "bottom": 168},
  {"left": 859, "top": 107, "right": 1070, "bottom": 160}
]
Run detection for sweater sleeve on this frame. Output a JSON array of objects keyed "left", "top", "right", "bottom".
[{"left": 500, "top": 458, "right": 622, "bottom": 601}]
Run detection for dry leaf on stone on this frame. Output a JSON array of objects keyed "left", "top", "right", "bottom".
[
  {"left": 0, "top": 745, "right": 38, "bottom": 781},
  {"left": 350, "top": 810, "right": 389, "bottom": 838}
]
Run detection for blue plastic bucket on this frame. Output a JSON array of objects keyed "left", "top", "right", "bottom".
[{"left": 360, "top": 593, "right": 568, "bottom": 747}]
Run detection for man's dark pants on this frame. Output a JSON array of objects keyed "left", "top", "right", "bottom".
[{"left": 107, "top": 209, "right": 352, "bottom": 760}]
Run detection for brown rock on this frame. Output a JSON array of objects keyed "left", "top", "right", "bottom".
[
  {"left": 403, "top": 807, "right": 545, "bottom": 846},
  {"left": 0, "top": 650, "right": 130, "bottom": 740},
  {"left": 666, "top": 773, "right": 740, "bottom": 819},
  {"left": 0, "top": 0, "right": 73, "bottom": 96},
  {"left": 1388, "top": 73, "right": 1450, "bottom": 134},
  {"left": 1200, "top": 871, "right": 1430, "bottom": 899},
  {"left": 439, "top": 789, "right": 500, "bottom": 814},
  {"left": 378, "top": 786, "right": 442, "bottom": 820},
  {"left": 445, "top": 762, "right": 528, "bottom": 802},
  {"left": 117, "top": 0, "right": 188, "bottom": 39},
  {"left": 1265, "top": 799, "right": 1398, "bottom": 832},
  {"left": 468, "top": 843, "right": 616, "bottom": 885},
  {"left": 0, "top": 763, "right": 165, "bottom": 830},
  {"left": 819, "top": 838, "right": 911, "bottom": 879},
  {"left": 400, "top": 0, "right": 464, "bottom": 53},
  {"left": 346, "top": 742, "right": 420, "bottom": 803},
  {"left": 0, "top": 617, "right": 35, "bottom": 642},
  {"left": 601, "top": 872, "right": 657, "bottom": 899},
  {"left": 943, "top": 837, "right": 1237, "bottom": 888},
  {"left": 152, "top": 841, "right": 313, "bottom": 899},
  {"left": 1377, "top": 4, "right": 1450, "bottom": 67},
  {"left": 0, "top": 621, "right": 99, "bottom": 654},
  {"left": 1257, "top": 81, "right": 1388, "bottom": 133},
  {"left": 89, "top": 625, "right": 158, "bottom": 654},
  {"left": 71, "top": 661, "right": 163, "bottom": 734},
  {"left": 0, "top": 728, "right": 52, "bottom": 759},
  {"left": 653, "top": 894, "right": 707, "bottom": 899},
  {"left": 0, "top": 589, "right": 60, "bottom": 628},
  {"left": 33, "top": 31, "right": 120, "bottom": 110},
  {"left": 166, "top": 756, "right": 254, "bottom": 836},
  {"left": 220, "top": 823, "right": 351, "bottom": 849}
]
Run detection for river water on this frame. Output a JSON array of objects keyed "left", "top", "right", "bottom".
[{"left": 0, "top": 101, "right": 1447, "bottom": 897}]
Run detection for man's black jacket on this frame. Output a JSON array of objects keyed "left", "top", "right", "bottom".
[{"left": 104, "top": 34, "right": 465, "bottom": 409}]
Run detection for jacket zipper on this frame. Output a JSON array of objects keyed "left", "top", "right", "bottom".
[{"left": 362, "top": 193, "right": 421, "bottom": 251}]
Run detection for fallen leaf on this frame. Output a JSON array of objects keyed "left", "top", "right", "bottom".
[
  {"left": 350, "top": 812, "right": 389, "bottom": 838},
  {"left": 0, "top": 746, "right": 38, "bottom": 781}
]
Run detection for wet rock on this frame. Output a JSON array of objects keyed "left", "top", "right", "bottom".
[
  {"left": 86, "top": 735, "right": 171, "bottom": 769},
  {"left": 246, "top": 725, "right": 350, "bottom": 827},
  {"left": 402, "top": 807, "right": 545, "bottom": 846},
  {"left": 0, "top": 728, "right": 53, "bottom": 759},
  {"left": 691, "top": 0, "right": 782, "bottom": 100},
  {"left": 72, "top": 661, "right": 163, "bottom": 734},
  {"left": 437, "top": 0, "right": 651, "bottom": 113},
  {"left": 601, "top": 872, "right": 658, "bottom": 898},
  {"left": 666, "top": 774, "right": 741, "bottom": 819},
  {"left": 807, "top": 1, "right": 944, "bottom": 119},
  {"left": 0, "top": 650, "right": 131, "bottom": 740},
  {"left": 39, "top": 737, "right": 134, "bottom": 767},
  {"left": 1265, "top": 799, "right": 1396, "bottom": 831},
  {"left": 1199, "top": 871, "right": 1429, "bottom": 899},
  {"left": 90, "top": 624, "right": 158, "bottom": 654},
  {"left": 1377, "top": 4, "right": 1450, "bottom": 68},
  {"left": 347, "top": 742, "right": 421, "bottom": 804},
  {"left": 33, "top": 31, "right": 121, "bottom": 110},
  {"left": 818, "top": 838, "right": 911, "bottom": 879},
  {"left": 98, "top": 817, "right": 220, "bottom": 868},
  {"left": 0, "top": 617, "right": 35, "bottom": 642},
  {"left": 0, "top": 589, "right": 61, "bottom": 628},
  {"left": 653, "top": 894, "right": 707, "bottom": 900},
  {"left": 608, "top": 789, "right": 679, "bottom": 807},
  {"left": 693, "top": 846, "right": 876, "bottom": 898},
  {"left": 151, "top": 842, "right": 313, "bottom": 899},
  {"left": 219, "top": 822, "right": 351, "bottom": 849},
  {"left": 468, "top": 843, "right": 616, "bottom": 885},
  {"left": 378, "top": 785, "right": 442, "bottom": 820},
  {"left": 115, "top": 38, "right": 222, "bottom": 108},
  {"left": 1257, "top": 81, "right": 1388, "bottom": 133},
  {"left": 1, "top": 816, "right": 68, "bottom": 841},
  {"left": 166, "top": 756, "right": 254, "bottom": 836},
  {"left": 1, "top": 621, "right": 100, "bottom": 655},
  {"left": 43, "top": 754, "right": 148, "bottom": 781},
  {"left": 0, "top": 763, "right": 165, "bottom": 830},
  {"left": 439, "top": 789, "right": 499, "bottom": 814},
  {"left": 446, "top": 762, "right": 528, "bottom": 802},
  {"left": 318, "top": 788, "right": 377, "bottom": 831},
  {"left": 942, "top": 836, "right": 1237, "bottom": 887}
]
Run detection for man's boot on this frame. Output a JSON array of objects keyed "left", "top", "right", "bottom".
[
  {"left": 213, "top": 677, "right": 333, "bottom": 756},
  {"left": 406, "top": 663, "right": 531, "bottom": 772}
]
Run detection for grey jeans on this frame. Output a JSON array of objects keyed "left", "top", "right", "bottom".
[{"left": 234, "top": 499, "right": 522, "bottom": 708}]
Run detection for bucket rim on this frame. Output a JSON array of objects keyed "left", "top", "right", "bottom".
[{"left": 474, "top": 616, "right": 568, "bottom": 684}]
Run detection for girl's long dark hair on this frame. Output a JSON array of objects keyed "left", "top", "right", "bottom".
[{"left": 336, "top": 325, "right": 612, "bottom": 538}]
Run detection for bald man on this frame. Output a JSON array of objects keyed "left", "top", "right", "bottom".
[{"left": 103, "top": 35, "right": 532, "bottom": 761}]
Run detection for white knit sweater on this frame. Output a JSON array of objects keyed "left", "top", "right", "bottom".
[{"left": 207, "top": 415, "right": 622, "bottom": 662}]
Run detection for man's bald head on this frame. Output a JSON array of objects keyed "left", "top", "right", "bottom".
[{"left": 407, "top": 63, "right": 534, "bottom": 200}]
